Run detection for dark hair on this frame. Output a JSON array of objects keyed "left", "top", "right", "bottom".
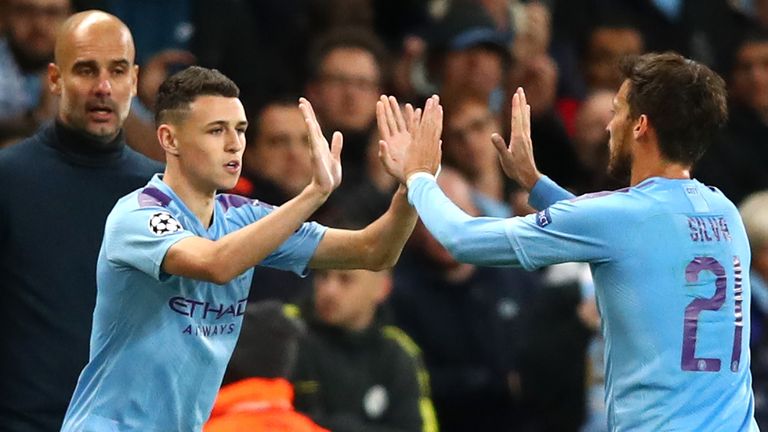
[
  {"left": 155, "top": 66, "right": 240, "bottom": 126},
  {"left": 222, "top": 301, "right": 305, "bottom": 384},
  {"left": 619, "top": 52, "right": 728, "bottom": 165},
  {"left": 307, "top": 27, "right": 389, "bottom": 84}
]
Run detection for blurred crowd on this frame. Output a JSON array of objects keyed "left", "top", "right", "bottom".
[{"left": 3, "top": 0, "right": 768, "bottom": 431}]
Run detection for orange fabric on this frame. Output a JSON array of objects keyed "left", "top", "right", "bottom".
[
  {"left": 229, "top": 176, "right": 254, "bottom": 197},
  {"left": 205, "top": 378, "right": 328, "bottom": 432}
]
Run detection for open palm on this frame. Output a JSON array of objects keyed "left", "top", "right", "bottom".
[{"left": 299, "top": 97, "right": 343, "bottom": 196}]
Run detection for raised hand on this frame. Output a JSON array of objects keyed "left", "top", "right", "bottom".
[
  {"left": 376, "top": 95, "right": 421, "bottom": 183},
  {"left": 378, "top": 94, "right": 442, "bottom": 184},
  {"left": 299, "top": 97, "right": 343, "bottom": 196},
  {"left": 491, "top": 87, "right": 541, "bottom": 191}
]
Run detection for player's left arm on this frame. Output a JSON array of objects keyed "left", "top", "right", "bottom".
[{"left": 309, "top": 185, "right": 417, "bottom": 270}]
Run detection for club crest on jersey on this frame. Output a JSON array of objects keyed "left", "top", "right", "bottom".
[
  {"left": 149, "top": 212, "right": 183, "bottom": 235},
  {"left": 536, "top": 208, "right": 552, "bottom": 227}
]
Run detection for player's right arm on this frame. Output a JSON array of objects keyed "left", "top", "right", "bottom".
[{"left": 162, "top": 98, "right": 343, "bottom": 284}]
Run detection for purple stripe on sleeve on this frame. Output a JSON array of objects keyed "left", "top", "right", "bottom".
[{"left": 138, "top": 187, "right": 172, "bottom": 208}]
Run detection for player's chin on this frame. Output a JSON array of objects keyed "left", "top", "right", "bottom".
[{"left": 218, "top": 176, "right": 240, "bottom": 192}]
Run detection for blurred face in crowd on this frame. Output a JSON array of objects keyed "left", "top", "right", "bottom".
[
  {"left": 6, "top": 0, "right": 70, "bottom": 68},
  {"left": 50, "top": 12, "right": 138, "bottom": 142},
  {"left": 606, "top": 80, "right": 634, "bottom": 180},
  {"left": 313, "top": 269, "right": 391, "bottom": 331},
  {"left": 574, "top": 90, "right": 613, "bottom": 172},
  {"left": 444, "top": 98, "right": 499, "bottom": 179},
  {"left": 442, "top": 46, "right": 504, "bottom": 100},
  {"left": 310, "top": 47, "right": 381, "bottom": 132},
  {"left": 731, "top": 40, "right": 768, "bottom": 116},
  {"left": 584, "top": 27, "right": 643, "bottom": 91},
  {"left": 245, "top": 104, "right": 312, "bottom": 196}
]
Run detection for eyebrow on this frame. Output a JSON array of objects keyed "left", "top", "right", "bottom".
[
  {"left": 72, "top": 59, "right": 131, "bottom": 69},
  {"left": 205, "top": 120, "right": 249, "bottom": 128}
]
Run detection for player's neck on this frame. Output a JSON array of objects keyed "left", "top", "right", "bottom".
[
  {"left": 630, "top": 141, "right": 691, "bottom": 186},
  {"left": 162, "top": 170, "right": 217, "bottom": 229},
  {"left": 630, "top": 160, "right": 691, "bottom": 186}
]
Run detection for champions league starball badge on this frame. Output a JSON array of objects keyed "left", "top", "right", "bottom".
[{"left": 149, "top": 212, "right": 184, "bottom": 236}]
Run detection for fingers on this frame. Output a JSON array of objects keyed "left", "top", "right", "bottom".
[
  {"left": 330, "top": 131, "right": 343, "bottom": 161},
  {"left": 389, "top": 96, "right": 407, "bottom": 132},
  {"left": 382, "top": 95, "right": 398, "bottom": 135},
  {"left": 376, "top": 99, "right": 391, "bottom": 139},
  {"left": 299, "top": 97, "right": 325, "bottom": 147},
  {"left": 519, "top": 89, "right": 531, "bottom": 135},
  {"left": 510, "top": 91, "right": 520, "bottom": 139},
  {"left": 491, "top": 133, "right": 509, "bottom": 157},
  {"left": 404, "top": 103, "right": 416, "bottom": 132}
]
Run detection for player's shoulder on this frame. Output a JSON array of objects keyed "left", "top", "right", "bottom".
[{"left": 107, "top": 183, "right": 177, "bottom": 226}]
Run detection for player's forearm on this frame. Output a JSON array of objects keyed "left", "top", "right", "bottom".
[
  {"left": 309, "top": 186, "right": 417, "bottom": 271},
  {"left": 169, "top": 185, "right": 328, "bottom": 284},
  {"left": 360, "top": 185, "right": 418, "bottom": 269},
  {"left": 408, "top": 175, "right": 521, "bottom": 267}
]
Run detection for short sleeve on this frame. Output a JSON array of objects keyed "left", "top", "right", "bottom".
[
  {"left": 259, "top": 221, "right": 327, "bottom": 276},
  {"left": 104, "top": 206, "right": 195, "bottom": 280}
]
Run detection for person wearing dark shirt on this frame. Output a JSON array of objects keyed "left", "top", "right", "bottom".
[{"left": 0, "top": 11, "right": 162, "bottom": 431}]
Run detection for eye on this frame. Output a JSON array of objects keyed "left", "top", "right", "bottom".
[
  {"left": 209, "top": 128, "right": 223, "bottom": 135},
  {"left": 236, "top": 127, "right": 247, "bottom": 135},
  {"left": 112, "top": 67, "right": 127, "bottom": 76}
]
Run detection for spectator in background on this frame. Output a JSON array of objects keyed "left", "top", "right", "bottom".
[
  {"left": 569, "top": 89, "right": 626, "bottom": 194},
  {"left": 442, "top": 93, "right": 511, "bottom": 217},
  {"left": 0, "top": 0, "right": 70, "bottom": 147},
  {"left": 305, "top": 28, "right": 388, "bottom": 181},
  {"left": 696, "top": 29, "right": 768, "bottom": 205},
  {"left": 740, "top": 191, "right": 768, "bottom": 426},
  {"left": 205, "top": 301, "right": 328, "bottom": 432},
  {"left": 0, "top": 10, "right": 163, "bottom": 431},
  {"left": 291, "top": 263, "right": 437, "bottom": 432},
  {"left": 232, "top": 98, "right": 316, "bottom": 303},
  {"left": 425, "top": 0, "right": 511, "bottom": 113},
  {"left": 391, "top": 167, "right": 539, "bottom": 432},
  {"left": 580, "top": 23, "right": 644, "bottom": 94}
]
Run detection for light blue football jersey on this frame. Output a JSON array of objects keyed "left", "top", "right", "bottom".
[
  {"left": 408, "top": 175, "right": 758, "bottom": 431},
  {"left": 61, "top": 175, "right": 326, "bottom": 432}
]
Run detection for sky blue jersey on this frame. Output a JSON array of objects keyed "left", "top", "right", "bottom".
[
  {"left": 61, "top": 175, "right": 327, "bottom": 432},
  {"left": 408, "top": 174, "right": 758, "bottom": 431}
]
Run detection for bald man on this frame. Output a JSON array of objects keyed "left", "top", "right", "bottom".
[{"left": 0, "top": 10, "right": 162, "bottom": 431}]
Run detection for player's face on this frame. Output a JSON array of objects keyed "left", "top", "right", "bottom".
[
  {"left": 313, "top": 269, "right": 388, "bottom": 331},
  {"left": 606, "top": 80, "right": 633, "bottom": 180},
  {"left": 51, "top": 20, "right": 138, "bottom": 142},
  {"left": 245, "top": 104, "right": 312, "bottom": 196},
  {"left": 173, "top": 95, "right": 247, "bottom": 193}
]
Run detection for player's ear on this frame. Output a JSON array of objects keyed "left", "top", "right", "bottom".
[
  {"left": 157, "top": 124, "right": 180, "bottom": 156},
  {"left": 633, "top": 114, "right": 649, "bottom": 139}
]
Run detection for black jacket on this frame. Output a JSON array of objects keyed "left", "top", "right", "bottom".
[
  {"left": 0, "top": 123, "right": 162, "bottom": 431},
  {"left": 291, "top": 304, "right": 437, "bottom": 432}
]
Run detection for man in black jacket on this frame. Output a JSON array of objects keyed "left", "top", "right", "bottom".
[
  {"left": 291, "top": 266, "right": 438, "bottom": 432},
  {"left": 0, "top": 10, "right": 162, "bottom": 431}
]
